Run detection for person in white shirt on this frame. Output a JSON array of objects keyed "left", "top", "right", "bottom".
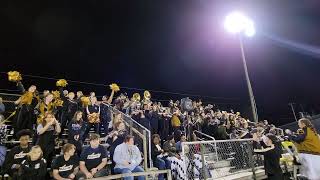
[{"left": 113, "top": 135, "right": 144, "bottom": 180}]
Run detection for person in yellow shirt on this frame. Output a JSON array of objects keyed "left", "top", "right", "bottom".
[
  {"left": 287, "top": 118, "right": 320, "bottom": 155},
  {"left": 286, "top": 118, "right": 320, "bottom": 179}
]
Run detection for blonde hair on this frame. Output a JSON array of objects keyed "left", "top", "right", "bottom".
[
  {"left": 27, "top": 145, "right": 43, "bottom": 159},
  {"left": 299, "top": 118, "right": 317, "bottom": 134},
  {"left": 62, "top": 143, "right": 75, "bottom": 154}
]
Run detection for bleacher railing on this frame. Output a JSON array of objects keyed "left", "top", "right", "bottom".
[
  {"left": 93, "top": 169, "right": 172, "bottom": 180},
  {"left": 182, "top": 139, "right": 262, "bottom": 180},
  {"left": 107, "top": 106, "right": 153, "bottom": 168}
]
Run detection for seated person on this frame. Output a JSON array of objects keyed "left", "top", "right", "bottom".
[
  {"left": 113, "top": 135, "right": 145, "bottom": 180},
  {"left": 79, "top": 133, "right": 108, "bottom": 179},
  {"left": 3, "top": 129, "right": 32, "bottom": 180},
  {"left": 163, "top": 135, "right": 177, "bottom": 157},
  {"left": 151, "top": 134, "right": 170, "bottom": 180},
  {"left": 19, "top": 145, "right": 47, "bottom": 180},
  {"left": 175, "top": 135, "right": 186, "bottom": 152},
  {"left": 52, "top": 143, "right": 81, "bottom": 180}
]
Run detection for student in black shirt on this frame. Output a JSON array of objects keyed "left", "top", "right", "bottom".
[
  {"left": 59, "top": 90, "right": 79, "bottom": 138},
  {"left": 83, "top": 97, "right": 100, "bottom": 140},
  {"left": 36, "top": 112, "right": 61, "bottom": 166},
  {"left": 254, "top": 133, "right": 283, "bottom": 180},
  {"left": 3, "top": 129, "right": 32, "bottom": 180},
  {"left": 52, "top": 143, "right": 80, "bottom": 180},
  {"left": 79, "top": 133, "right": 108, "bottom": 179},
  {"left": 18, "top": 145, "right": 47, "bottom": 180},
  {"left": 68, "top": 111, "right": 86, "bottom": 156},
  {"left": 100, "top": 88, "right": 116, "bottom": 136}
]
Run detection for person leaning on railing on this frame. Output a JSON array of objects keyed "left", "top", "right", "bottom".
[
  {"left": 285, "top": 118, "right": 320, "bottom": 179},
  {"left": 286, "top": 118, "right": 320, "bottom": 155}
]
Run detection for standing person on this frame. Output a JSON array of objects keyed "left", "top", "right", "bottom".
[
  {"left": 52, "top": 143, "right": 80, "bottom": 180},
  {"left": 171, "top": 109, "right": 181, "bottom": 134},
  {"left": 35, "top": 93, "right": 55, "bottom": 124},
  {"left": 3, "top": 130, "right": 32, "bottom": 180},
  {"left": 100, "top": 87, "right": 117, "bottom": 136},
  {"left": 36, "top": 112, "right": 61, "bottom": 167},
  {"left": 113, "top": 135, "right": 145, "bottom": 180},
  {"left": 75, "top": 91, "right": 84, "bottom": 112},
  {"left": 254, "top": 133, "right": 283, "bottom": 180},
  {"left": 18, "top": 145, "right": 47, "bottom": 180},
  {"left": 68, "top": 111, "right": 86, "bottom": 156},
  {"left": 60, "top": 91, "right": 79, "bottom": 138},
  {"left": 100, "top": 96, "right": 112, "bottom": 136},
  {"left": 149, "top": 104, "right": 160, "bottom": 135},
  {"left": 159, "top": 108, "right": 171, "bottom": 142},
  {"left": 79, "top": 133, "right": 109, "bottom": 179},
  {"left": 84, "top": 97, "right": 100, "bottom": 140},
  {"left": 175, "top": 135, "right": 187, "bottom": 153},
  {"left": 0, "top": 97, "right": 5, "bottom": 115},
  {"left": 14, "top": 84, "right": 38, "bottom": 133}
]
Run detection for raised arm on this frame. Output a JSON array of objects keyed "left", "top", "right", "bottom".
[{"left": 107, "top": 90, "right": 115, "bottom": 104}]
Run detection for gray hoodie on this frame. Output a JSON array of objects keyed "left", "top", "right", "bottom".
[{"left": 113, "top": 142, "right": 142, "bottom": 171}]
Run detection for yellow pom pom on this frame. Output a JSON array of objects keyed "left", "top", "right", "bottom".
[
  {"left": 8, "top": 71, "right": 22, "bottom": 82},
  {"left": 109, "top": 83, "right": 120, "bottom": 92},
  {"left": 56, "top": 79, "right": 68, "bottom": 87},
  {"left": 81, "top": 96, "right": 90, "bottom": 106},
  {"left": 51, "top": 90, "right": 61, "bottom": 99},
  {"left": 37, "top": 114, "right": 45, "bottom": 124},
  {"left": 54, "top": 99, "right": 64, "bottom": 107}
]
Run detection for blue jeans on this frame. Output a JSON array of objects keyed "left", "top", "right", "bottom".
[
  {"left": 114, "top": 166, "right": 145, "bottom": 180},
  {"left": 155, "top": 157, "right": 166, "bottom": 180}
]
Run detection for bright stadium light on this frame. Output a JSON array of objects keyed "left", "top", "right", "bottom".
[
  {"left": 224, "top": 11, "right": 255, "bottom": 37},
  {"left": 224, "top": 11, "right": 258, "bottom": 123}
]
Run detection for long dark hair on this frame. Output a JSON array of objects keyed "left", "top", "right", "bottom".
[
  {"left": 72, "top": 111, "right": 83, "bottom": 123},
  {"left": 266, "top": 133, "right": 283, "bottom": 155}
]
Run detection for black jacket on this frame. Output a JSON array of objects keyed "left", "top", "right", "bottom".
[
  {"left": 151, "top": 143, "right": 162, "bottom": 162},
  {"left": 19, "top": 157, "right": 47, "bottom": 180}
]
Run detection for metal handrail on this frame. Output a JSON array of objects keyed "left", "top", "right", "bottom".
[
  {"left": 108, "top": 104, "right": 152, "bottom": 168},
  {"left": 93, "top": 169, "right": 172, "bottom": 180},
  {"left": 194, "top": 130, "right": 215, "bottom": 140},
  {"left": 193, "top": 130, "right": 218, "bottom": 162}
]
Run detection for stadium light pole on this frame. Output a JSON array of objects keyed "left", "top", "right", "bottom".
[{"left": 224, "top": 11, "right": 259, "bottom": 123}]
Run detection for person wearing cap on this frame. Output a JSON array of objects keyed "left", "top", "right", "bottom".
[
  {"left": 79, "top": 133, "right": 108, "bottom": 179},
  {"left": 52, "top": 143, "right": 80, "bottom": 180},
  {"left": 2, "top": 129, "right": 32, "bottom": 180}
]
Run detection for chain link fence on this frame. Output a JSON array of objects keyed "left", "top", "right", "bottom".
[{"left": 182, "top": 139, "right": 264, "bottom": 180}]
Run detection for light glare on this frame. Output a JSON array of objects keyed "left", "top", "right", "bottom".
[{"left": 224, "top": 11, "right": 255, "bottom": 37}]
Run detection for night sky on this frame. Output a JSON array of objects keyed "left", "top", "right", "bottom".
[{"left": 1, "top": 0, "right": 320, "bottom": 125}]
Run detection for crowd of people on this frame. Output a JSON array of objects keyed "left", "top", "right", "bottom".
[{"left": 0, "top": 73, "right": 320, "bottom": 179}]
